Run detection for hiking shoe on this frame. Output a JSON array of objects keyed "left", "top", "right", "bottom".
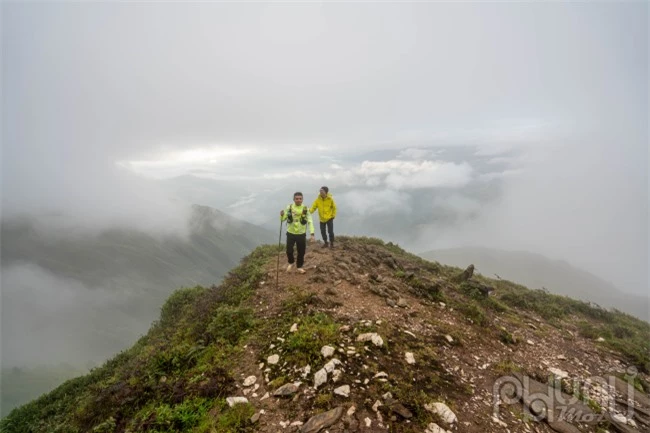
[
  {"left": 297, "top": 268, "right": 306, "bottom": 274},
  {"left": 286, "top": 264, "right": 293, "bottom": 272},
  {"left": 321, "top": 242, "right": 329, "bottom": 248},
  {"left": 329, "top": 243, "right": 334, "bottom": 249}
]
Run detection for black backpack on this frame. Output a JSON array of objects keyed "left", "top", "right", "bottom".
[{"left": 287, "top": 205, "right": 308, "bottom": 225}]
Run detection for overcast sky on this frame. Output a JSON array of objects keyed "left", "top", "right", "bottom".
[{"left": 2, "top": 2, "right": 648, "bottom": 296}]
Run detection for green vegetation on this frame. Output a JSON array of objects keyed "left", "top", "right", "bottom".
[
  {"left": 283, "top": 313, "right": 340, "bottom": 366},
  {"left": 498, "top": 328, "right": 517, "bottom": 345},
  {"left": 214, "top": 402, "right": 255, "bottom": 433},
  {"left": 128, "top": 397, "right": 213, "bottom": 432},
  {"left": 456, "top": 301, "right": 489, "bottom": 327},
  {"left": 493, "top": 359, "right": 521, "bottom": 374}
]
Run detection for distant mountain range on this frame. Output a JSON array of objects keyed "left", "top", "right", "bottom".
[
  {"left": 1, "top": 204, "right": 275, "bottom": 416},
  {"left": 419, "top": 247, "right": 648, "bottom": 322}
]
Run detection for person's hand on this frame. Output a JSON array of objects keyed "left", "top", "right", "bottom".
[
  {"left": 309, "top": 234, "right": 315, "bottom": 242},
  {"left": 280, "top": 210, "right": 285, "bottom": 216}
]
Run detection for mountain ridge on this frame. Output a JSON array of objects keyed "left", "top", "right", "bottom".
[
  {"left": 2, "top": 236, "right": 649, "bottom": 433},
  {"left": 419, "top": 247, "right": 649, "bottom": 322}
]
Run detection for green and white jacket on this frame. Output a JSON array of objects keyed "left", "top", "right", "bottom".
[{"left": 281, "top": 204, "right": 315, "bottom": 235}]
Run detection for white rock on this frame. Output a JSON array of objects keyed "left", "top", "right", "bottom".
[
  {"left": 597, "top": 337, "right": 605, "bottom": 342},
  {"left": 371, "top": 334, "right": 384, "bottom": 346},
  {"left": 226, "top": 396, "right": 249, "bottom": 407},
  {"left": 260, "top": 392, "right": 270, "bottom": 400},
  {"left": 268, "top": 354, "right": 280, "bottom": 365},
  {"left": 290, "top": 323, "right": 298, "bottom": 332},
  {"left": 253, "top": 383, "right": 259, "bottom": 391},
  {"left": 372, "top": 400, "right": 382, "bottom": 412},
  {"left": 373, "top": 372, "right": 388, "bottom": 379},
  {"left": 321, "top": 345, "right": 335, "bottom": 358},
  {"left": 612, "top": 413, "right": 628, "bottom": 423},
  {"left": 424, "top": 402, "right": 457, "bottom": 424},
  {"left": 301, "top": 365, "right": 311, "bottom": 378},
  {"left": 357, "top": 333, "right": 384, "bottom": 347},
  {"left": 404, "top": 330, "right": 416, "bottom": 338},
  {"left": 549, "top": 367, "right": 569, "bottom": 379},
  {"left": 314, "top": 368, "right": 327, "bottom": 389},
  {"left": 491, "top": 416, "right": 508, "bottom": 427},
  {"left": 347, "top": 405, "right": 356, "bottom": 416},
  {"left": 425, "top": 423, "right": 449, "bottom": 433},
  {"left": 364, "top": 417, "right": 372, "bottom": 427},
  {"left": 290, "top": 421, "right": 303, "bottom": 427},
  {"left": 405, "top": 352, "right": 416, "bottom": 364},
  {"left": 324, "top": 358, "right": 342, "bottom": 373},
  {"left": 243, "top": 375, "right": 257, "bottom": 387},
  {"left": 556, "top": 355, "right": 567, "bottom": 360},
  {"left": 526, "top": 339, "right": 535, "bottom": 345},
  {"left": 445, "top": 335, "right": 454, "bottom": 343},
  {"left": 259, "top": 362, "right": 265, "bottom": 370},
  {"left": 382, "top": 392, "right": 393, "bottom": 400},
  {"left": 332, "top": 369, "right": 343, "bottom": 382},
  {"left": 334, "top": 385, "right": 350, "bottom": 397}
]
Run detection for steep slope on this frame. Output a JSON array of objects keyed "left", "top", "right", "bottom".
[
  {"left": 420, "top": 247, "right": 649, "bottom": 322},
  {"left": 2, "top": 237, "right": 649, "bottom": 433},
  {"left": 1, "top": 204, "right": 275, "bottom": 415}
]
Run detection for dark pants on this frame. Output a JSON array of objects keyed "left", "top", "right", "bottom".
[
  {"left": 320, "top": 219, "right": 334, "bottom": 244},
  {"left": 286, "top": 232, "right": 307, "bottom": 268}
]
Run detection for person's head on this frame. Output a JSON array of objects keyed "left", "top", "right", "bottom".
[
  {"left": 319, "top": 186, "right": 329, "bottom": 198},
  {"left": 293, "top": 192, "right": 303, "bottom": 205}
]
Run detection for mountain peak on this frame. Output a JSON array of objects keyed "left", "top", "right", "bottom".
[{"left": 4, "top": 237, "right": 649, "bottom": 433}]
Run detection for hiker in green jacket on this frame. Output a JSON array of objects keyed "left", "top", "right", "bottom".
[
  {"left": 309, "top": 186, "right": 337, "bottom": 248},
  {"left": 280, "top": 192, "right": 315, "bottom": 274}
]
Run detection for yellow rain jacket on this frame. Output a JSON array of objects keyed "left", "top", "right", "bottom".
[{"left": 309, "top": 193, "right": 337, "bottom": 223}]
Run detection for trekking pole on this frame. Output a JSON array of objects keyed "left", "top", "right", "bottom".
[{"left": 276, "top": 218, "right": 283, "bottom": 291}]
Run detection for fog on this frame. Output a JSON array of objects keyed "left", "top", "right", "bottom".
[
  {"left": 2, "top": 263, "right": 144, "bottom": 366},
  {"left": 2, "top": 1, "right": 648, "bottom": 377}
]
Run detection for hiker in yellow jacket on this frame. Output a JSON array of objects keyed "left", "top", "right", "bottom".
[
  {"left": 309, "top": 186, "right": 337, "bottom": 248},
  {"left": 280, "top": 192, "right": 315, "bottom": 273}
]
